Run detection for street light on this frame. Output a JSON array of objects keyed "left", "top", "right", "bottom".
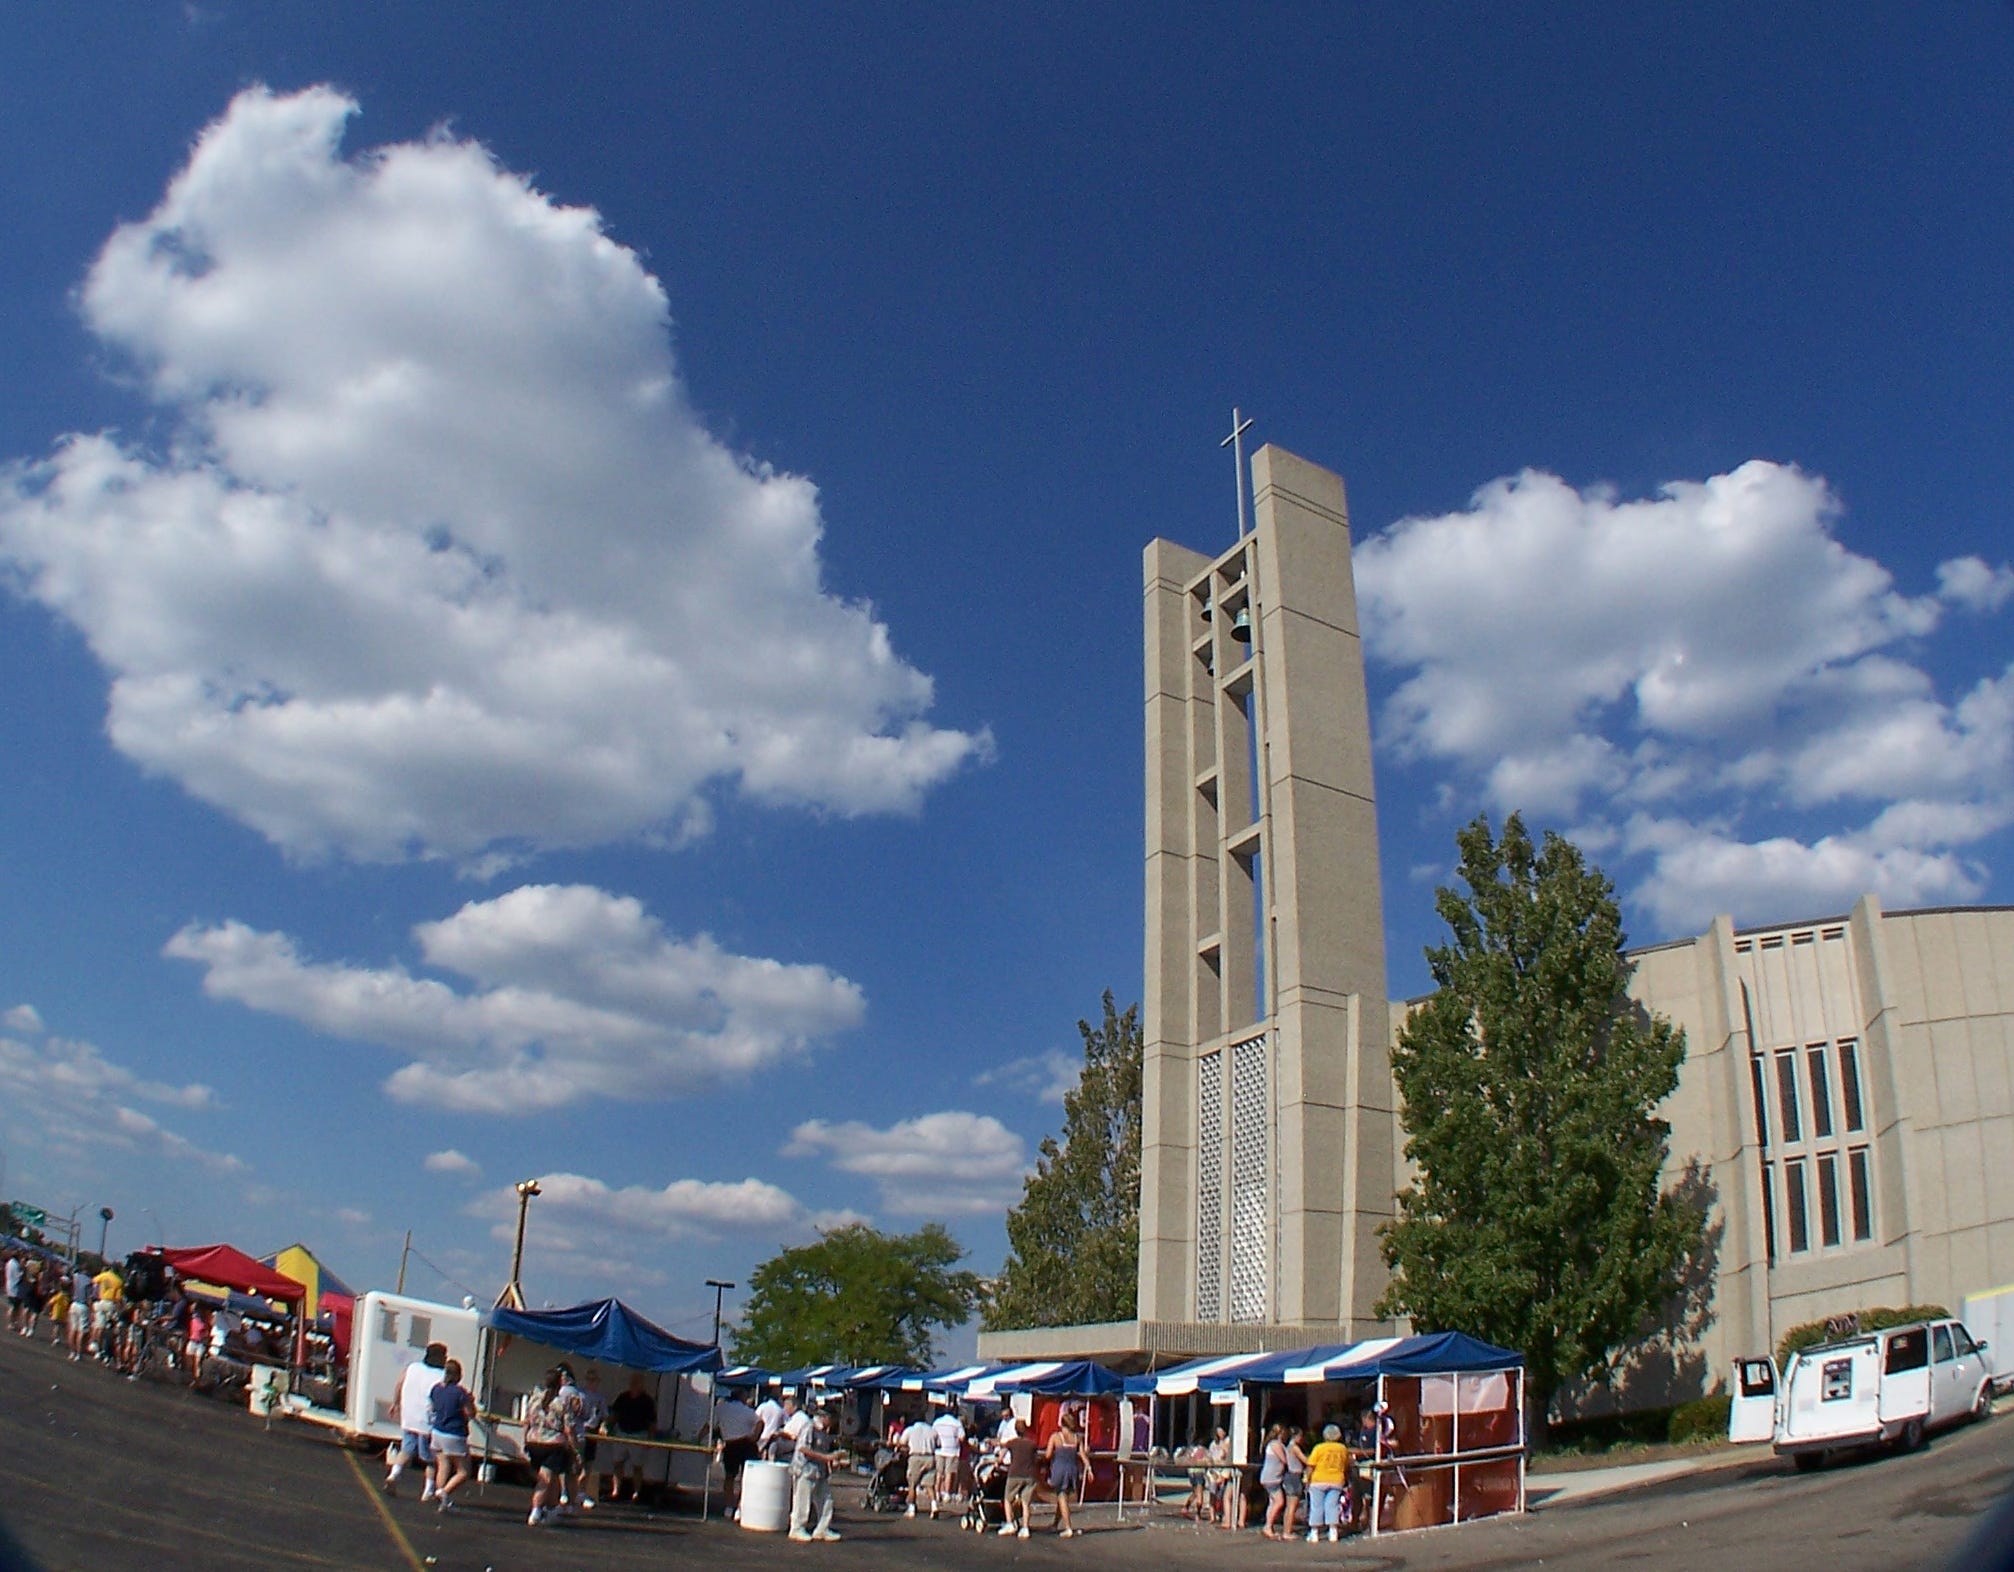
[
  {"left": 705, "top": 1278, "right": 736, "bottom": 1348},
  {"left": 97, "top": 1206, "right": 114, "bottom": 1261},
  {"left": 501, "top": 1178, "right": 541, "bottom": 1308}
]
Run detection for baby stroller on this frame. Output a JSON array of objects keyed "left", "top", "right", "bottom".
[
  {"left": 961, "top": 1451, "right": 1007, "bottom": 1532},
  {"left": 865, "top": 1446, "right": 911, "bottom": 1514}
]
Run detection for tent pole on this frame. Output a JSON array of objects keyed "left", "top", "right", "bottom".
[
  {"left": 702, "top": 1374, "right": 720, "bottom": 1523},
  {"left": 1369, "top": 1372, "right": 1385, "bottom": 1538}
]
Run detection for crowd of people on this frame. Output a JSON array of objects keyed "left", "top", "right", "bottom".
[
  {"left": 1178, "top": 1403, "right": 1392, "bottom": 1542},
  {"left": 2, "top": 1243, "right": 273, "bottom": 1386}
]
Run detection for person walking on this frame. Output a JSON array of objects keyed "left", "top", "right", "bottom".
[
  {"left": 568, "top": 1367, "right": 608, "bottom": 1510},
  {"left": 898, "top": 1409, "right": 936, "bottom": 1518},
  {"left": 787, "top": 1404, "right": 844, "bottom": 1542},
  {"left": 1305, "top": 1423, "right": 1349, "bottom": 1543},
  {"left": 929, "top": 1403, "right": 965, "bottom": 1519},
  {"left": 1043, "top": 1410, "right": 1084, "bottom": 1538},
  {"left": 428, "top": 1358, "right": 476, "bottom": 1511},
  {"left": 997, "top": 1421, "right": 1040, "bottom": 1539},
  {"left": 755, "top": 1387, "right": 788, "bottom": 1459},
  {"left": 384, "top": 1342, "right": 448, "bottom": 1499},
  {"left": 522, "top": 1367, "right": 580, "bottom": 1527}
]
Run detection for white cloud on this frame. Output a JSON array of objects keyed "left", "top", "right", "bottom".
[
  {"left": 166, "top": 882, "right": 865, "bottom": 1114},
  {"left": 785, "top": 1110, "right": 1030, "bottom": 1216},
  {"left": 1357, "top": 462, "right": 2014, "bottom": 932},
  {"left": 3, "top": 1004, "right": 44, "bottom": 1034},
  {"left": 1620, "top": 814, "right": 1986, "bottom": 934},
  {"left": 0, "top": 85, "right": 988, "bottom": 868},
  {"left": 471, "top": 1171, "right": 858, "bottom": 1290},
  {"left": 1937, "top": 556, "right": 2014, "bottom": 614},
  {"left": 335, "top": 1206, "right": 372, "bottom": 1226},
  {"left": 973, "top": 1049, "right": 1079, "bottom": 1105},
  {"left": 0, "top": 1030, "right": 239, "bottom": 1173},
  {"left": 424, "top": 1149, "right": 481, "bottom": 1177}
]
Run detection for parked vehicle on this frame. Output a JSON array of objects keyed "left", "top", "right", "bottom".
[{"left": 1733, "top": 1318, "right": 1993, "bottom": 1469}]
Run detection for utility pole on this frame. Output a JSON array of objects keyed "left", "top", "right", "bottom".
[
  {"left": 705, "top": 1278, "right": 736, "bottom": 1348},
  {"left": 396, "top": 1229, "right": 412, "bottom": 1295}
]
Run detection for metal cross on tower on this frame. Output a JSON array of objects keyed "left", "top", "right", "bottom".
[{"left": 1220, "top": 407, "right": 1255, "bottom": 540}]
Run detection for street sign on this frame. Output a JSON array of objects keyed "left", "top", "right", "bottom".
[{"left": 11, "top": 1204, "right": 46, "bottom": 1227}]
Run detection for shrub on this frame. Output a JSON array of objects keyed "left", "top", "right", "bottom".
[
  {"left": 1775, "top": 1304, "right": 1951, "bottom": 1366},
  {"left": 1667, "top": 1393, "right": 1732, "bottom": 1444}
]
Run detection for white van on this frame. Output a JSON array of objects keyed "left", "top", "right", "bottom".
[{"left": 1734, "top": 1319, "right": 1993, "bottom": 1468}]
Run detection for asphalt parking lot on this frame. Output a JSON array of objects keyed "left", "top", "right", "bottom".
[{"left": 3, "top": 1325, "right": 2011, "bottom": 1570}]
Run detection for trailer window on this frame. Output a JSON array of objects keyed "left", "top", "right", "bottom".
[
  {"left": 1884, "top": 1329, "right": 1928, "bottom": 1373},
  {"left": 1932, "top": 1325, "right": 1954, "bottom": 1363},
  {"left": 1738, "top": 1360, "right": 1775, "bottom": 1397},
  {"left": 1821, "top": 1358, "right": 1852, "bottom": 1402}
]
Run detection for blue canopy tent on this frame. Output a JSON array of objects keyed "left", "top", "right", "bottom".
[
  {"left": 900, "top": 1362, "right": 999, "bottom": 1394},
  {"left": 714, "top": 1363, "right": 779, "bottom": 1388},
  {"left": 481, "top": 1299, "right": 726, "bottom": 1516},
  {"left": 965, "top": 1359, "right": 1126, "bottom": 1398},
  {"left": 833, "top": 1364, "right": 923, "bottom": 1391},
  {"left": 1129, "top": 1332, "right": 1525, "bottom": 1537},
  {"left": 484, "top": 1298, "right": 723, "bottom": 1375}
]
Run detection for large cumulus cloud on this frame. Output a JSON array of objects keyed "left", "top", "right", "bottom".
[{"left": 0, "top": 86, "right": 987, "bottom": 866}]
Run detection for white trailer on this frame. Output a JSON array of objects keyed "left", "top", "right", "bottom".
[
  {"left": 1765, "top": 1318, "right": 1991, "bottom": 1469},
  {"left": 281, "top": 1290, "right": 504, "bottom": 1455},
  {"left": 1962, "top": 1284, "right": 2014, "bottom": 1395}
]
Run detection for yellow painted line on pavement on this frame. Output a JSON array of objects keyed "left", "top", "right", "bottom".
[{"left": 343, "top": 1447, "right": 431, "bottom": 1572}]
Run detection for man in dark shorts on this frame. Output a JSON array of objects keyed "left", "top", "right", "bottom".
[
  {"left": 607, "top": 1372, "right": 658, "bottom": 1503},
  {"left": 712, "top": 1387, "right": 762, "bottom": 1516},
  {"left": 998, "top": 1426, "right": 1039, "bottom": 1539}
]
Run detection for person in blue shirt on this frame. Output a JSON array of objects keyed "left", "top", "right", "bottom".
[{"left": 428, "top": 1357, "right": 477, "bottom": 1511}]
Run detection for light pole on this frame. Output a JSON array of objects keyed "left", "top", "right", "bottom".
[
  {"left": 705, "top": 1278, "right": 735, "bottom": 1348},
  {"left": 501, "top": 1179, "right": 541, "bottom": 1308},
  {"left": 97, "top": 1206, "right": 114, "bottom": 1261}
]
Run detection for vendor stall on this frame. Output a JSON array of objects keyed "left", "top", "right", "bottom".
[
  {"left": 1130, "top": 1332, "right": 1525, "bottom": 1536},
  {"left": 483, "top": 1298, "right": 725, "bottom": 1504}
]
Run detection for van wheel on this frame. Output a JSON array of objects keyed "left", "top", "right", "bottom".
[
  {"left": 1792, "top": 1452, "right": 1824, "bottom": 1472},
  {"left": 1899, "top": 1418, "right": 1924, "bottom": 1453}
]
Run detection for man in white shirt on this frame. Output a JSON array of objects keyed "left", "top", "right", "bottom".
[
  {"left": 779, "top": 1392, "right": 813, "bottom": 1463},
  {"left": 384, "top": 1342, "right": 447, "bottom": 1499},
  {"left": 755, "top": 1390, "right": 787, "bottom": 1459},
  {"left": 930, "top": 1405, "right": 966, "bottom": 1517},
  {"left": 899, "top": 1411, "right": 936, "bottom": 1518}
]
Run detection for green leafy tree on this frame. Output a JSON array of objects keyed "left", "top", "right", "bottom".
[
  {"left": 984, "top": 991, "right": 1143, "bottom": 1330},
  {"left": 731, "top": 1222, "right": 981, "bottom": 1370},
  {"left": 1377, "top": 813, "right": 1707, "bottom": 1443}
]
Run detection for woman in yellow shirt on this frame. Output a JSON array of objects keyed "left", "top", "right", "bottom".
[{"left": 1304, "top": 1424, "right": 1349, "bottom": 1543}]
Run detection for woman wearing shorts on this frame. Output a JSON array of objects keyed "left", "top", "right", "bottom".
[
  {"left": 1258, "top": 1423, "right": 1290, "bottom": 1538},
  {"left": 429, "top": 1358, "right": 477, "bottom": 1511},
  {"left": 1282, "top": 1425, "right": 1309, "bottom": 1539},
  {"left": 522, "top": 1368, "right": 581, "bottom": 1527}
]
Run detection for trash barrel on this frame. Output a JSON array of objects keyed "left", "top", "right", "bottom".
[{"left": 739, "top": 1460, "right": 792, "bottom": 1532}]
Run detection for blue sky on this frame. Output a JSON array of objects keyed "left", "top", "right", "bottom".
[{"left": 1, "top": 5, "right": 2009, "bottom": 1351}]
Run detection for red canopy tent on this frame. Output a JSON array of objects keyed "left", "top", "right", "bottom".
[
  {"left": 157, "top": 1244, "right": 307, "bottom": 1303},
  {"left": 154, "top": 1245, "right": 309, "bottom": 1370}
]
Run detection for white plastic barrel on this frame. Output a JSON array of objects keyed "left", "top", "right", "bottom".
[
  {"left": 739, "top": 1460, "right": 792, "bottom": 1533},
  {"left": 247, "top": 1364, "right": 288, "bottom": 1415}
]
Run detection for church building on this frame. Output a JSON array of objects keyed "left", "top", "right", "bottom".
[{"left": 976, "top": 443, "right": 2014, "bottom": 1397}]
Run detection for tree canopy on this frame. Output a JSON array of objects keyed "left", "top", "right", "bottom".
[
  {"left": 1377, "top": 813, "right": 1707, "bottom": 1438},
  {"left": 730, "top": 1222, "right": 981, "bottom": 1370},
  {"left": 983, "top": 991, "right": 1143, "bottom": 1331}
]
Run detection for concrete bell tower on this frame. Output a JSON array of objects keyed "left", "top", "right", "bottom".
[{"left": 1137, "top": 443, "right": 1396, "bottom": 1340}]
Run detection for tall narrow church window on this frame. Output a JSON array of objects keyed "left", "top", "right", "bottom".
[
  {"left": 1775, "top": 1052, "right": 1803, "bottom": 1144},
  {"left": 1785, "top": 1160, "right": 1810, "bottom": 1254},
  {"left": 1838, "top": 1040, "right": 1865, "bottom": 1132}
]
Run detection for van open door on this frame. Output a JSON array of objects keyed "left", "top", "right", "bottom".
[{"left": 1729, "top": 1357, "right": 1777, "bottom": 1443}]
